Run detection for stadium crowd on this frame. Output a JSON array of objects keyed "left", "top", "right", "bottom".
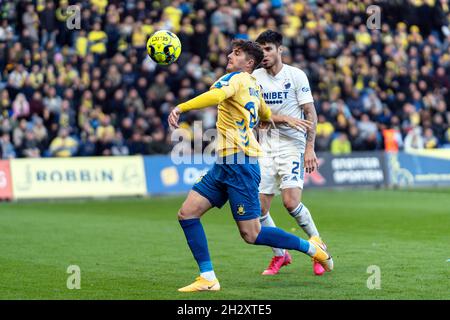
[{"left": 0, "top": 0, "right": 449, "bottom": 158}]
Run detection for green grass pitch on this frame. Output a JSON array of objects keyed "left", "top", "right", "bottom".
[{"left": 0, "top": 188, "right": 449, "bottom": 300}]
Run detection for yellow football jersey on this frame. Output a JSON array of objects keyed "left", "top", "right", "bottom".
[{"left": 211, "top": 71, "right": 271, "bottom": 157}]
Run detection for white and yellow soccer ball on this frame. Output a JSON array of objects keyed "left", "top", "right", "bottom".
[{"left": 146, "top": 30, "right": 182, "bottom": 65}]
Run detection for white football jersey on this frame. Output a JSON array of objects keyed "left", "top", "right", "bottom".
[{"left": 253, "top": 64, "right": 314, "bottom": 152}]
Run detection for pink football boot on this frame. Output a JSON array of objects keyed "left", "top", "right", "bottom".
[{"left": 262, "top": 251, "right": 292, "bottom": 275}]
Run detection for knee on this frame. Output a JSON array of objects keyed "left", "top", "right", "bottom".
[
  {"left": 177, "top": 202, "right": 198, "bottom": 220},
  {"left": 177, "top": 209, "right": 189, "bottom": 220},
  {"left": 239, "top": 228, "right": 259, "bottom": 244},
  {"left": 283, "top": 198, "right": 299, "bottom": 212}
]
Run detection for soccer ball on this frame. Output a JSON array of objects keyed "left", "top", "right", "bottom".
[{"left": 146, "top": 30, "right": 182, "bottom": 65}]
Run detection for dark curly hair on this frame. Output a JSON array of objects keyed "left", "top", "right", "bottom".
[{"left": 255, "top": 30, "right": 283, "bottom": 47}]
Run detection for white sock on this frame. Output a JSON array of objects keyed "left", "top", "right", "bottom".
[
  {"left": 289, "top": 203, "right": 319, "bottom": 238},
  {"left": 306, "top": 241, "right": 317, "bottom": 257},
  {"left": 200, "top": 270, "right": 217, "bottom": 281},
  {"left": 260, "top": 212, "right": 285, "bottom": 257}
]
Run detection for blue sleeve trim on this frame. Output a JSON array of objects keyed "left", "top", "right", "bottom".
[
  {"left": 221, "top": 71, "right": 241, "bottom": 82},
  {"left": 214, "top": 71, "right": 242, "bottom": 89}
]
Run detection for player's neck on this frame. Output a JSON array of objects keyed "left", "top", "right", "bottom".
[
  {"left": 266, "top": 61, "right": 283, "bottom": 77},
  {"left": 230, "top": 66, "right": 252, "bottom": 74},
  {"left": 243, "top": 66, "right": 253, "bottom": 74}
]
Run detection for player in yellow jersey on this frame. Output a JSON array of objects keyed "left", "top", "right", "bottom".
[{"left": 168, "top": 40, "right": 333, "bottom": 292}]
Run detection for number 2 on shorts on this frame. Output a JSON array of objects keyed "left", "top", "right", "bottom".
[{"left": 292, "top": 161, "right": 300, "bottom": 175}]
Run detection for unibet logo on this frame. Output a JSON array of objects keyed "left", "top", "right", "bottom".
[{"left": 262, "top": 91, "right": 288, "bottom": 100}]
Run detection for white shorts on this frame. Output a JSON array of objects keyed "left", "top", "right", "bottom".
[{"left": 259, "top": 151, "right": 305, "bottom": 195}]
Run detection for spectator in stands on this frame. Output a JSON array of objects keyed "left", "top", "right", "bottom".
[
  {"left": 12, "top": 93, "right": 30, "bottom": 120},
  {"left": 12, "top": 118, "right": 27, "bottom": 150},
  {"left": 423, "top": 128, "right": 439, "bottom": 149},
  {"left": 96, "top": 114, "right": 115, "bottom": 141},
  {"left": 0, "top": 132, "right": 16, "bottom": 159},
  {"left": 78, "top": 133, "right": 97, "bottom": 157},
  {"left": 32, "top": 117, "right": 48, "bottom": 153},
  {"left": 357, "top": 114, "right": 378, "bottom": 147},
  {"left": 148, "top": 128, "right": 171, "bottom": 155},
  {"left": 404, "top": 127, "right": 425, "bottom": 151},
  {"left": 20, "top": 129, "right": 40, "bottom": 158},
  {"left": 330, "top": 133, "right": 352, "bottom": 155},
  {"left": 316, "top": 114, "right": 335, "bottom": 151},
  {"left": 88, "top": 21, "right": 108, "bottom": 61},
  {"left": 39, "top": 0, "right": 57, "bottom": 47},
  {"left": 111, "top": 131, "right": 130, "bottom": 156},
  {"left": 128, "top": 131, "right": 146, "bottom": 155},
  {"left": 8, "top": 64, "right": 28, "bottom": 95},
  {"left": 43, "top": 87, "right": 62, "bottom": 115},
  {"left": 22, "top": 4, "right": 39, "bottom": 42},
  {"left": 0, "top": 0, "right": 448, "bottom": 158},
  {"left": 29, "top": 91, "right": 45, "bottom": 118},
  {"left": 362, "top": 91, "right": 383, "bottom": 115},
  {"left": 49, "top": 127, "right": 78, "bottom": 157},
  {"left": 348, "top": 125, "right": 366, "bottom": 151},
  {"left": 0, "top": 90, "right": 11, "bottom": 118}
]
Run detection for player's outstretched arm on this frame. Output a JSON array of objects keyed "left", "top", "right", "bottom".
[
  {"left": 303, "top": 102, "right": 319, "bottom": 173},
  {"left": 271, "top": 114, "right": 313, "bottom": 132},
  {"left": 168, "top": 88, "right": 227, "bottom": 129},
  {"left": 258, "top": 92, "right": 312, "bottom": 131}
]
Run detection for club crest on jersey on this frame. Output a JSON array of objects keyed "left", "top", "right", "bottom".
[
  {"left": 248, "top": 87, "right": 260, "bottom": 97},
  {"left": 236, "top": 204, "right": 245, "bottom": 215},
  {"left": 284, "top": 80, "right": 291, "bottom": 89}
]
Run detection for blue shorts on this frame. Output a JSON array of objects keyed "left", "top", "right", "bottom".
[{"left": 192, "top": 154, "right": 261, "bottom": 221}]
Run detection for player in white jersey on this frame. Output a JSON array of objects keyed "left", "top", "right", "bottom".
[{"left": 253, "top": 30, "right": 332, "bottom": 276}]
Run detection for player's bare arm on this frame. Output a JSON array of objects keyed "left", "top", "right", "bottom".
[
  {"left": 272, "top": 114, "right": 313, "bottom": 132},
  {"left": 303, "top": 102, "right": 319, "bottom": 174}
]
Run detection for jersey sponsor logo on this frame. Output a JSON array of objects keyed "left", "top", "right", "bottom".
[
  {"left": 302, "top": 86, "right": 310, "bottom": 92},
  {"left": 262, "top": 91, "right": 288, "bottom": 105},
  {"left": 266, "top": 100, "right": 283, "bottom": 105},
  {"left": 262, "top": 91, "right": 288, "bottom": 100}
]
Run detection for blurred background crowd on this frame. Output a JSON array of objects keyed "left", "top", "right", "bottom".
[{"left": 0, "top": 0, "right": 449, "bottom": 159}]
